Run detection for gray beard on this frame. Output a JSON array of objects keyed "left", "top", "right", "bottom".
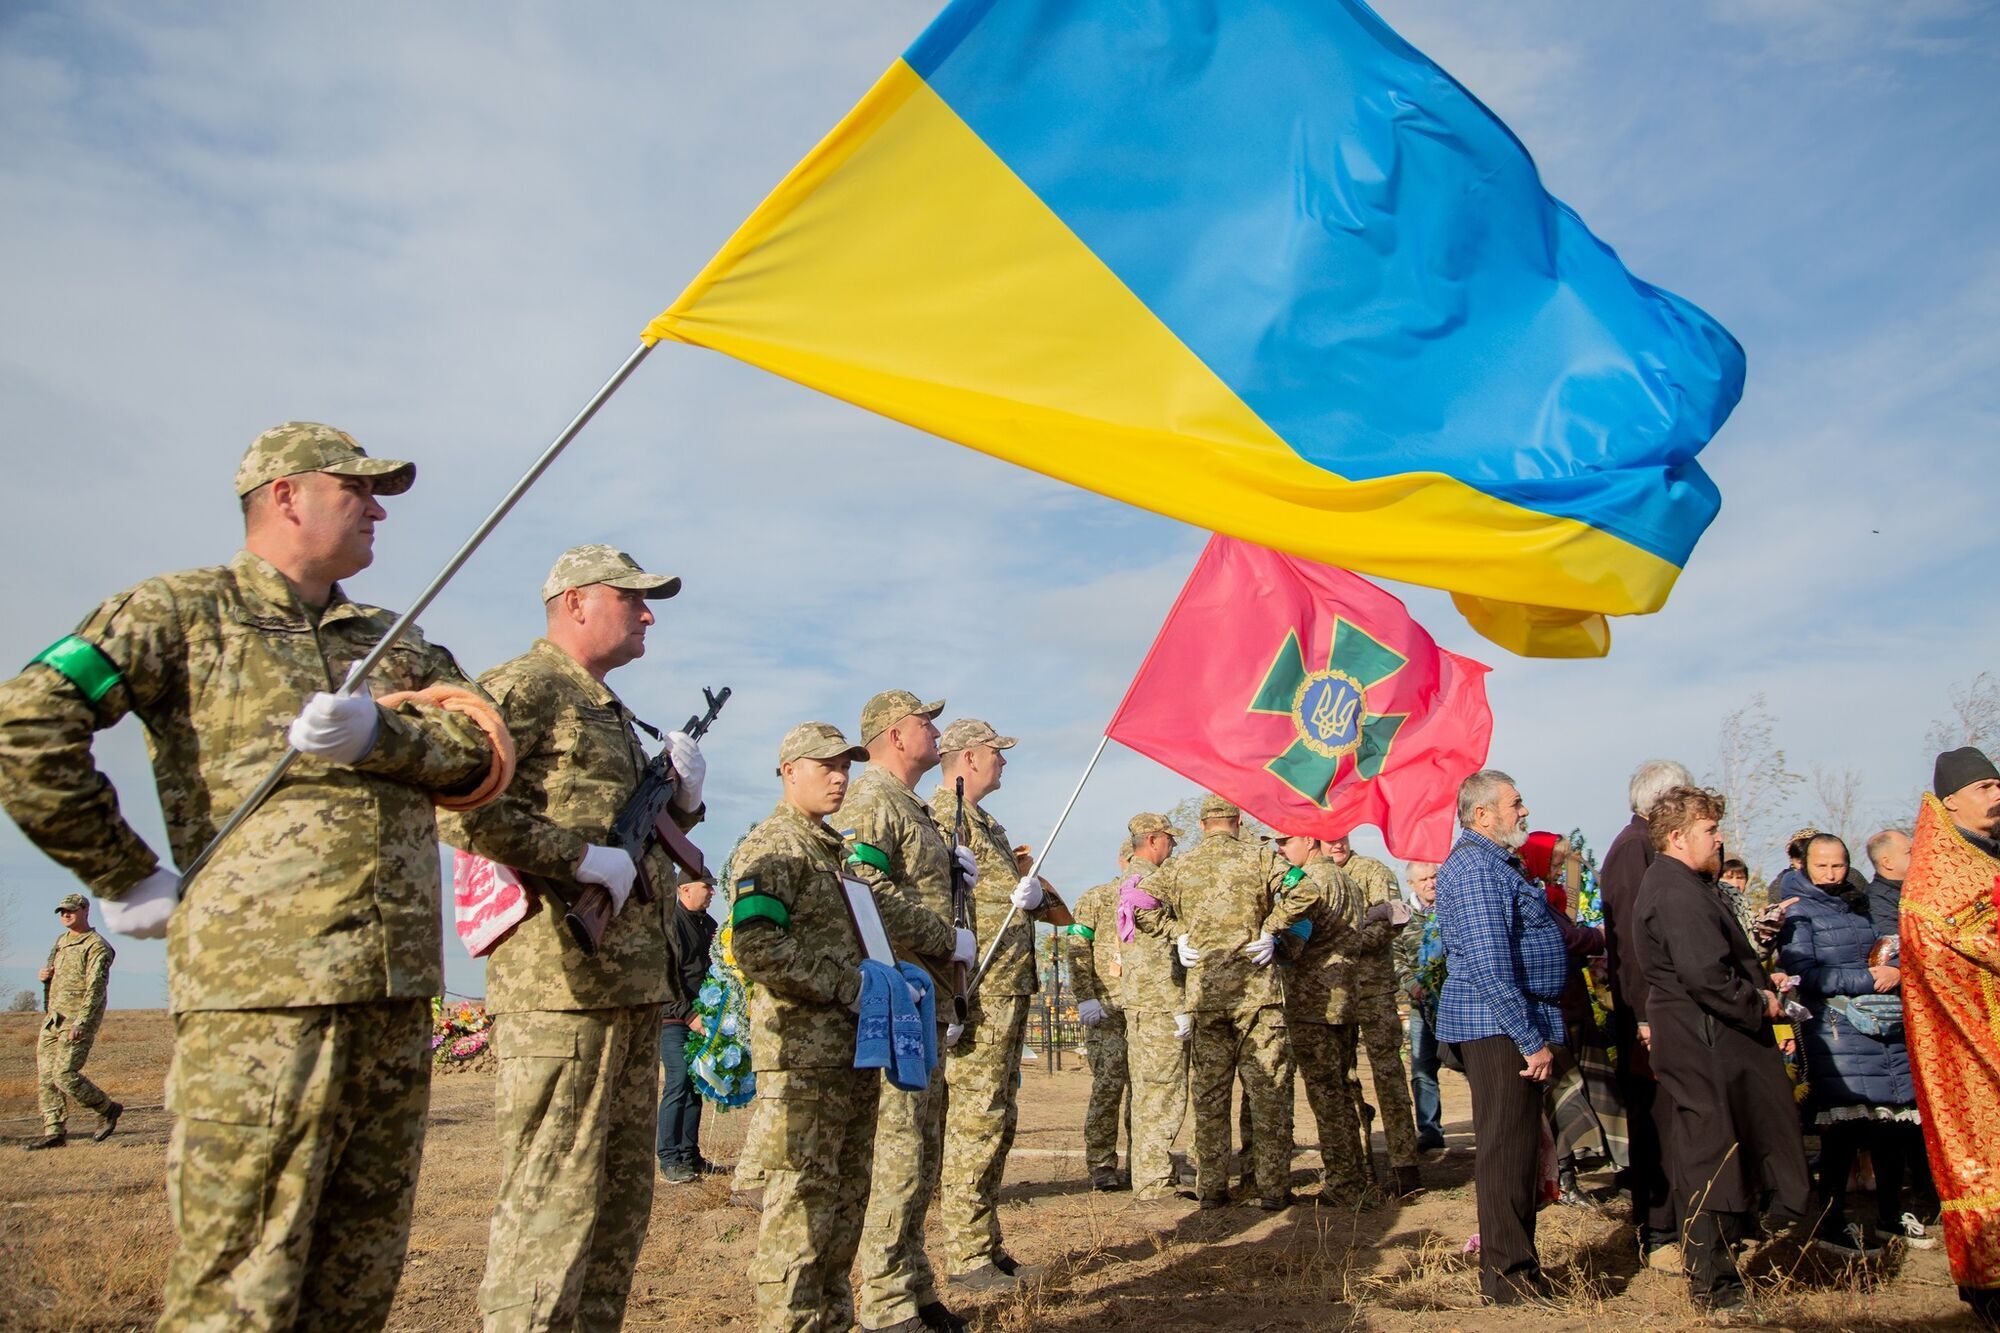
[{"left": 1499, "top": 823, "right": 1529, "bottom": 851}]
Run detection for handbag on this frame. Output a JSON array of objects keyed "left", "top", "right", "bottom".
[{"left": 1825, "top": 993, "right": 1904, "bottom": 1041}]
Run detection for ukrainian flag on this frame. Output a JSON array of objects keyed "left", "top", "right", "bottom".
[{"left": 644, "top": 0, "right": 1742, "bottom": 658}]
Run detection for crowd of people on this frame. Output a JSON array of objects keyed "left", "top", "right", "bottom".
[{"left": 6, "top": 423, "right": 1999, "bottom": 1332}]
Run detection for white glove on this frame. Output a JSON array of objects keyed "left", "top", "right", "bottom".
[
  {"left": 100, "top": 867, "right": 180, "bottom": 939},
  {"left": 1010, "top": 874, "right": 1045, "bottom": 911},
  {"left": 1243, "top": 932, "right": 1276, "bottom": 966},
  {"left": 287, "top": 691, "right": 380, "bottom": 765},
  {"left": 1174, "top": 1012, "right": 1193, "bottom": 1041},
  {"left": 667, "top": 731, "right": 706, "bottom": 812},
  {"left": 1077, "top": 999, "right": 1105, "bottom": 1027},
  {"left": 952, "top": 926, "right": 977, "bottom": 967},
  {"left": 953, "top": 846, "right": 980, "bottom": 886},
  {"left": 1175, "top": 933, "right": 1201, "bottom": 966},
  {"left": 576, "top": 844, "right": 638, "bottom": 914},
  {"left": 945, "top": 1022, "right": 965, "bottom": 1048}
]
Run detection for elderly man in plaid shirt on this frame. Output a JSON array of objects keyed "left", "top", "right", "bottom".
[{"left": 1434, "top": 769, "right": 1571, "bottom": 1307}]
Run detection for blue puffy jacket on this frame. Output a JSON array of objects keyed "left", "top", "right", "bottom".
[{"left": 1776, "top": 883, "right": 1913, "bottom": 1110}]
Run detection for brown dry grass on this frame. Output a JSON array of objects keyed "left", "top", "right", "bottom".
[{"left": 0, "top": 1011, "right": 1980, "bottom": 1330}]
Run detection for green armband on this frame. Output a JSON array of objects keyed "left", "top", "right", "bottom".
[
  {"left": 1282, "top": 865, "right": 1306, "bottom": 889},
  {"left": 1068, "top": 923, "right": 1095, "bottom": 941},
  {"left": 732, "top": 893, "right": 790, "bottom": 930},
  {"left": 31, "top": 635, "right": 122, "bottom": 704},
  {"left": 845, "top": 841, "right": 891, "bottom": 874}
]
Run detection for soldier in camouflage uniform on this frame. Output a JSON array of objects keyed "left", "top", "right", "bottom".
[
  {"left": 731, "top": 722, "right": 970, "bottom": 1333},
  {"left": 30, "top": 893, "right": 120, "bottom": 1148},
  {"left": 437, "top": 545, "right": 705, "bottom": 1331},
  {"left": 1121, "top": 812, "right": 1193, "bottom": 1200},
  {"left": 1326, "top": 835, "right": 1423, "bottom": 1195},
  {"left": 842, "top": 689, "right": 976, "bottom": 1333},
  {"left": 1136, "top": 796, "right": 1314, "bottom": 1209},
  {"left": 1067, "top": 844, "right": 1136, "bottom": 1190},
  {"left": 0, "top": 424, "right": 507, "bottom": 1330},
  {"left": 933, "top": 718, "right": 1068, "bottom": 1291}
]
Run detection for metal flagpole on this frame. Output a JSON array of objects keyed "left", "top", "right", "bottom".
[
  {"left": 967, "top": 732, "right": 1110, "bottom": 995},
  {"left": 177, "top": 341, "right": 659, "bottom": 891}
]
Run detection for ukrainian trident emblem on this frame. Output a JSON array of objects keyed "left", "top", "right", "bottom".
[{"left": 1247, "top": 620, "right": 1411, "bottom": 806}]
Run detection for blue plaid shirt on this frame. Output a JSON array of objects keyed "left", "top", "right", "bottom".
[{"left": 1434, "top": 829, "right": 1569, "bottom": 1054}]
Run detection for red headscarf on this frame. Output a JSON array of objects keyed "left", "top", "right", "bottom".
[{"left": 1518, "top": 830, "right": 1566, "bottom": 913}]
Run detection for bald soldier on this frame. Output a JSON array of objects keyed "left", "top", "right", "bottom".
[
  {"left": 30, "top": 892, "right": 119, "bottom": 1149},
  {"left": 1137, "top": 795, "right": 1314, "bottom": 1209},
  {"left": 0, "top": 423, "right": 510, "bottom": 1329},
  {"left": 932, "top": 718, "right": 1069, "bottom": 1292},
  {"left": 1067, "top": 843, "right": 1137, "bottom": 1190},
  {"left": 438, "top": 545, "right": 706, "bottom": 1330},
  {"left": 843, "top": 690, "right": 980, "bottom": 1333},
  {"left": 1121, "top": 812, "right": 1195, "bottom": 1200},
  {"left": 732, "top": 722, "right": 967, "bottom": 1333},
  {"left": 1326, "top": 834, "right": 1423, "bottom": 1196}
]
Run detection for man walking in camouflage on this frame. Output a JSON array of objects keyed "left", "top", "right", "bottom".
[
  {"left": 1120, "top": 812, "right": 1193, "bottom": 1200},
  {"left": 29, "top": 893, "right": 120, "bottom": 1149},
  {"left": 1137, "top": 796, "right": 1314, "bottom": 1209},
  {"left": 0, "top": 424, "right": 509, "bottom": 1329},
  {"left": 439, "top": 544, "right": 705, "bottom": 1330},
  {"left": 933, "top": 718, "right": 1068, "bottom": 1293},
  {"left": 1327, "top": 835, "right": 1424, "bottom": 1196},
  {"left": 732, "top": 722, "right": 971, "bottom": 1333},
  {"left": 1067, "top": 843, "right": 1136, "bottom": 1191}
]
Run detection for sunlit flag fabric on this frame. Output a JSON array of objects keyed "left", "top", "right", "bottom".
[
  {"left": 643, "top": 0, "right": 1743, "bottom": 658},
  {"left": 1107, "top": 536, "right": 1491, "bottom": 862}
]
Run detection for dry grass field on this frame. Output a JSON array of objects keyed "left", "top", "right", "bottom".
[{"left": 0, "top": 1010, "right": 1979, "bottom": 1330}]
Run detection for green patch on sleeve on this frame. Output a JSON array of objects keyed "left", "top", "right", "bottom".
[
  {"left": 31, "top": 635, "right": 122, "bottom": 704},
  {"left": 1282, "top": 865, "right": 1306, "bottom": 889},
  {"left": 731, "top": 892, "right": 789, "bottom": 930},
  {"left": 1068, "top": 923, "right": 1095, "bottom": 941},
  {"left": 845, "top": 841, "right": 891, "bottom": 874}
]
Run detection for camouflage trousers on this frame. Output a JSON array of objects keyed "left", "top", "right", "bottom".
[
  {"left": 1292, "top": 1020, "right": 1367, "bottom": 1199},
  {"left": 941, "top": 993, "right": 1030, "bottom": 1272},
  {"left": 159, "top": 999, "right": 430, "bottom": 1333},
  {"left": 1081, "top": 1012, "right": 1131, "bottom": 1175},
  {"left": 479, "top": 1005, "right": 661, "bottom": 1332},
  {"left": 855, "top": 1031, "right": 945, "bottom": 1328},
  {"left": 733, "top": 1093, "right": 774, "bottom": 1194},
  {"left": 1347, "top": 996, "right": 1419, "bottom": 1170},
  {"left": 752, "top": 1066, "right": 880, "bottom": 1333},
  {"left": 38, "top": 1017, "right": 110, "bottom": 1131},
  {"left": 1126, "top": 1010, "right": 1189, "bottom": 1197},
  {"left": 1191, "top": 1005, "right": 1293, "bottom": 1201}
]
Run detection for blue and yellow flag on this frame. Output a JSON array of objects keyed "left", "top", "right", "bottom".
[{"left": 644, "top": 0, "right": 1743, "bottom": 657}]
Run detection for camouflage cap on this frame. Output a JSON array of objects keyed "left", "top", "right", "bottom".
[
  {"left": 859, "top": 689, "right": 944, "bottom": 745},
  {"left": 938, "top": 717, "right": 1017, "bottom": 753},
  {"left": 540, "top": 545, "right": 682, "bottom": 602},
  {"left": 1128, "top": 811, "right": 1184, "bottom": 840},
  {"left": 55, "top": 892, "right": 88, "bottom": 913},
  {"left": 1199, "top": 794, "right": 1241, "bottom": 820},
  {"left": 777, "top": 721, "right": 869, "bottom": 769},
  {"left": 233, "top": 422, "right": 415, "bottom": 498}
]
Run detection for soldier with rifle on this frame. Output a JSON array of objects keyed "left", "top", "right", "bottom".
[{"left": 439, "top": 543, "right": 711, "bottom": 1331}]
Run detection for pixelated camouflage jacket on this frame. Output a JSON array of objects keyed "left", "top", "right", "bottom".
[
  {"left": 1115, "top": 859, "right": 1187, "bottom": 1016},
  {"left": 1135, "top": 829, "right": 1313, "bottom": 1012},
  {"left": 0, "top": 551, "right": 493, "bottom": 1013},
  {"left": 838, "top": 766, "right": 956, "bottom": 1001},
  {"left": 1338, "top": 854, "right": 1405, "bottom": 1001},
  {"left": 1065, "top": 878, "right": 1125, "bottom": 1014},
  {"left": 929, "top": 782, "right": 1057, "bottom": 998},
  {"left": 438, "top": 638, "right": 700, "bottom": 1015},
  {"left": 45, "top": 928, "right": 113, "bottom": 1037},
  {"left": 731, "top": 800, "right": 955, "bottom": 1070},
  {"left": 1279, "top": 860, "right": 1372, "bottom": 1024}
]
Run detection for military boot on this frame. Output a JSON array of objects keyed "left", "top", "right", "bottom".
[
  {"left": 93, "top": 1102, "right": 124, "bottom": 1143},
  {"left": 25, "top": 1130, "right": 66, "bottom": 1151},
  {"left": 916, "top": 1299, "right": 968, "bottom": 1332}
]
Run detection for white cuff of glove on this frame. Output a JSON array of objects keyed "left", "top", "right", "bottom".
[
  {"left": 945, "top": 1022, "right": 965, "bottom": 1048},
  {"left": 1010, "top": 874, "right": 1045, "bottom": 911},
  {"left": 953, "top": 846, "right": 980, "bottom": 887},
  {"left": 667, "top": 731, "right": 706, "bottom": 812},
  {"left": 1077, "top": 999, "right": 1105, "bottom": 1027},
  {"left": 1173, "top": 1013, "right": 1193, "bottom": 1041},
  {"left": 576, "top": 844, "right": 638, "bottom": 913},
  {"left": 951, "top": 926, "right": 977, "bottom": 967},
  {"left": 1242, "top": 932, "right": 1276, "bottom": 966},
  {"left": 100, "top": 866, "right": 180, "bottom": 939},
  {"left": 1175, "top": 933, "right": 1201, "bottom": 966},
  {"left": 287, "top": 691, "right": 381, "bottom": 765}
]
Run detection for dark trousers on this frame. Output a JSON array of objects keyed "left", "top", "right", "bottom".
[
  {"left": 1407, "top": 1008, "right": 1446, "bottom": 1150},
  {"left": 1682, "top": 1210, "right": 1746, "bottom": 1301},
  {"left": 656, "top": 1021, "right": 703, "bottom": 1168},
  {"left": 1819, "top": 1119, "right": 1937, "bottom": 1232},
  {"left": 1619, "top": 1069, "right": 1680, "bottom": 1244},
  {"left": 1457, "top": 1036, "right": 1546, "bottom": 1300}
]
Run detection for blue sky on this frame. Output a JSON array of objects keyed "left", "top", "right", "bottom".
[{"left": 1, "top": 1, "right": 1994, "bottom": 1006}]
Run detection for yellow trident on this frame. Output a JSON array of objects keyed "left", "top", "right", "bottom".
[{"left": 1311, "top": 686, "right": 1359, "bottom": 742}]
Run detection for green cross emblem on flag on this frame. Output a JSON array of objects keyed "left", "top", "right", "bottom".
[{"left": 1247, "top": 620, "right": 1411, "bottom": 806}]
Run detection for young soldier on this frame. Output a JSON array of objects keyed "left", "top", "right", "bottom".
[
  {"left": 1120, "top": 812, "right": 1193, "bottom": 1200},
  {"left": 438, "top": 544, "right": 704, "bottom": 1330},
  {"left": 0, "top": 423, "right": 508, "bottom": 1329},
  {"left": 732, "top": 722, "right": 972, "bottom": 1333},
  {"left": 1271, "top": 835, "right": 1371, "bottom": 1201},
  {"left": 30, "top": 893, "right": 119, "bottom": 1149},
  {"left": 1326, "top": 834, "right": 1424, "bottom": 1196},
  {"left": 1067, "top": 843, "right": 1137, "bottom": 1190}
]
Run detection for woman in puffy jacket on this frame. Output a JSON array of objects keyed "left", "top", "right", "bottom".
[{"left": 1776, "top": 833, "right": 1933, "bottom": 1252}]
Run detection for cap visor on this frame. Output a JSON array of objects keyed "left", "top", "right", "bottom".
[
  {"left": 326, "top": 458, "right": 417, "bottom": 496},
  {"left": 919, "top": 698, "right": 945, "bottom": 719},
  {"left": 804, "top": 744, "right": 870, "bottom": 763},
  {"left": 604, "top": 573, "right": 682, "bottom": 599}
]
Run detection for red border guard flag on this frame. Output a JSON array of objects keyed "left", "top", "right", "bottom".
[{"left": 1108, "top": 536, "right": 1492, "bottom": 862}]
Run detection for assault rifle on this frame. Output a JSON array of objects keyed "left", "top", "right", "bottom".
[
  {"left": 561, "top": 685, "right": 731, "bottom": 955},
  {"left": 947, "top": 776, "right": 972, "bottom": 1027}
]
